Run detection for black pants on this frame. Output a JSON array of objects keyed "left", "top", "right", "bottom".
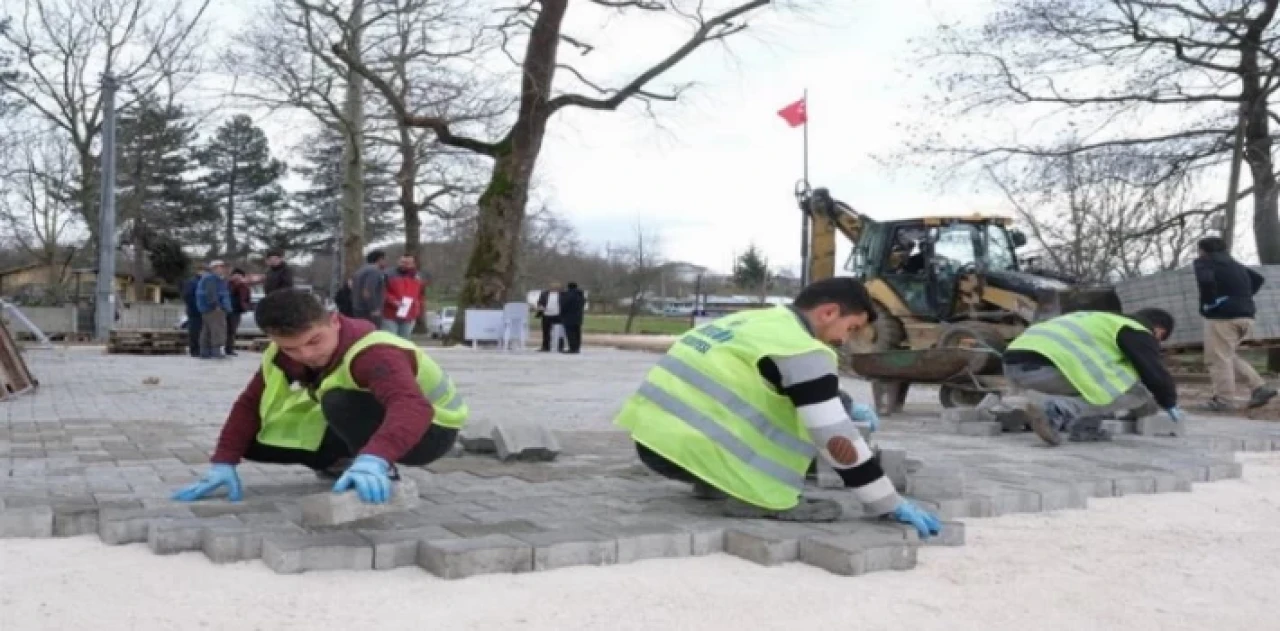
[
  {"left": 225, "top": 312, "right": 242, "bottom": 354},
  {"left": 243, "top": 390, "right": 458, "bottom": 470},
  {"left": 186, "top": 310, "right": 202, "bottom": 357},
  {"left": 540, "top": 315, "right": 563, "bottom": 351},
  {"left": 563, "top": 323, "right": 582, "bottom": 353}
]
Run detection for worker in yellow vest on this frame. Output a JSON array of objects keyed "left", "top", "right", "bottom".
[
  {"left": 171, "top": 288, "right": 468, "bottom": 504},
  {"left": 615, "top": 277, "right": 943, "bottom": 539},
  {"left": 1004, "top": 308, "right": 1181, "bottom": 446}
]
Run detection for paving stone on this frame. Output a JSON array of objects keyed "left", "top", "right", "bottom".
[
  {"left": 261, "top": 531, "right": 374, "bottom": 574},
  {"left": 0, "top": 505, "right": 54, "bottom": 538},
  {"left": 799, "top": 533, "right": 917, "bottom": 576},
  {"left": 147, "top": 516, "right": 241, "bottom": 554},
  {"left": 458, "top": 419, "right": 496, "bottom": 453},
  {"left": 419, "top": 534, "right": 533, "bottom": 579},
  {"left": 922, "top": 520, "right": 965, "bottom": 547},
  {"left": 360, "top": 526, "right": 459, "bottom": 570},
  {"left": 724, "top": 523, "right": 818, "bottom": 566},
  {"left": 98, "top": 507, "right": 194, "bottom": 545},
  {"left": 202, "top": 523, "right": 306, "bottom": 564},
  {"left": 614, "top": 524, "right": 693, "bottom": 563},
  {"left": 443, "top": 519, "right": 544, "bottom": 538},
  {"left": 957, "top": 422, "right": 1002, "bottom": 437},
  {"left": 813, "top": 459, "right": 844, "bottom": 489},
  {"left": 941, "top": 408, "right": 988, "bottom": 423},
  {"left": 906, "top": 467, "right": 965, "bottom": 499},
  {"left": 514, "top": 528, "right": 617, "bottom": 571},
  {"left": 1112, "top": 476, "right": 1158, "bottom": 496},
  {"left": 677, "top": 522, "right": 728, "bottom": 556},
  {"left": 1101, "top": 419, "right": 1137, "bottom": 435},
  {"left": 50, "top": 499, "right": 100, "bottom": 537},
  {"left": 299, "top": 478, "right": 420, "bottom": 527},
  {"left": 878, "top": 449, "right": 910, "bottom": 493},
  {"left": 492, "top": 424, "right": 561, "bottom": 462},
  {"left": 1206, "top": 461, "right": 1244, "bottom": 481},
  {"left": 1135, "top": 414, "right": 1181, "bottom": 437}
]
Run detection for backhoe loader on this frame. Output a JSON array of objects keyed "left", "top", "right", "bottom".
[{"left": 794, "top": 183, "right": 1121, "bottom": 414}]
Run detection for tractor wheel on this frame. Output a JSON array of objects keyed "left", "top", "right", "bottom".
[
  {"left": 939, "top": 384, "right": 986, "bottom": 408},
  {"left": 935, "top": 321, "right": 1008, "bottom": 375}
]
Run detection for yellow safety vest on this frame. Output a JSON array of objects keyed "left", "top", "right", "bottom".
[
  {"left": 614, "top": 306, "right": 831, "bottom": 511},
  {"left": 256, "top": 331, "right": 468, "bottom": 451},
  {"left": 1006, "top": 311, "right": 1144, "bottom": 406}
]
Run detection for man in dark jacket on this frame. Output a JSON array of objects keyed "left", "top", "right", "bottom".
[
  {"left": 263, "top": 250, "right": 294, "bottom": 293},
  {"left": 559, "top": 281, "right": 586, "bottom": 353},
  {"left": 1194, "top": 237, "right": 1277, "bottom": 411},
  {"left": 225, "top": 268, "right": 253, "bottom": 357},
  {"left": 181, "top": 265, "right": 205, "bottom": 357},
  {"left": 351, "top": 250, "right": 388, "bottom": 326},
  {"left": 1002, "top": 308, "right": 1181, "bottom": 446},
  {"left": 535, "top": 282, "right": 564, "bottom": 352}
]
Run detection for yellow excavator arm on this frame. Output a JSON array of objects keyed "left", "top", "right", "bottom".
[{"left": 795, "top": 184, "right": 867, "bottom": 283}]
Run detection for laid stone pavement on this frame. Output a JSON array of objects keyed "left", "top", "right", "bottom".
[{"left": 1, "top": 345, "right": 1277, "bottom": 578}]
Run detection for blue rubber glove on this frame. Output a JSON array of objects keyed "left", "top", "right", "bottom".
[
  {"left": 892, "top": 500, "right": 942, "bottom": 539},
  {"left": 850, "top": 402, "right": 880, "bottom": 432},
  {"left": 171, "top": 464, "right": 243, "bottom": 502},
  {"left": 333, "top": 454, "right": 393, "bottom": 504},
  {"left": 1166, "top": 406, "right": 1185, "bottom": 423}
]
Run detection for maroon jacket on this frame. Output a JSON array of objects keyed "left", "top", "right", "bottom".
[{"left": 211, "top": 316, "right": 435, "bottom": 464}]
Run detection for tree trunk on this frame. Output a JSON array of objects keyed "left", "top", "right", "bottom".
[
  {"left": 132, "top": 222, "right": 147, "bottom": 303},
  {"left": 79, "top": 151, "right": 100, "bottom": 257},
  {"left": 339, "top": 0, "right": 367, "bottom": 285},
  {"left": 1238, "top": 32, "right": 1280, "bottom": 371},
  {"left": 445, "top": 0, "right": 565, "bottom": 343},
  {"left": 398, "top": 128, "right": 421, "bottom": 263},
  {"left": 624, "top": 293, "right": 641, "bottom": 333},
  {"left": 225, "top": 162, "right": 238, "bottom": 256}
]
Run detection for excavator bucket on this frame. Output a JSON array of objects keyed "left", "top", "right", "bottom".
[{"left": 845, "top": 347, "right": 1000, "bottom": 383}]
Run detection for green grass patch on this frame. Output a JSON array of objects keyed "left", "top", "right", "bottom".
[{"left": 525, "top": 314, "right": 692, "bottom": 336}]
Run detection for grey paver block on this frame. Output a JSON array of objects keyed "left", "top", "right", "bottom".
[
  {"left": 360, "top": 526, "right": 459, "bottom": 570},
  {"left": 615, "top": 524, "right": 693, "bottom": 563},
  {"left": 878, "top": 449, "right": 910, "bottom": 492},
  {"left": 443, "top": 519, "right": 544, "bottom": 538},
  {"left": 679, "top": 523, "right": 728, "bottom": 555},
  {"left": 813, "top": 459, "right": 844, "bottom": 489},
  {"left": 1101, "top": 419, "right": 1137, "bottom": 435},
  {"left": 261, "top": 531, "right": 374, "bottom": 574},
  {"left": 458, "top": 418, "right": 496, "bottom": 453},
  {"left": 0, "top": 505, "right": 54, "bottom": 538},
  {"left": 1207, "top": 461, "right": 1244, "bottom": 481},
  {"left": 941, "top": 408, "right": 988, "bottom": 423},
  {"left": 724, "top": 524, "right": 814, "bottom": 566},
  {"left": 799, "top": 534, "right": 917, "bottom": 576},
  {"left": 957, "top": 421, "right": 1002, "bottom": 436},
  {"left": 147, "top": 517, "right": 240, "bottom": 555},
  {"left": 419, "top": 534, "right": 533, "bottom": 579},
  {"left": 97, "top": 507, "right": 193, "bottom": 545},
  {"left": 514, "top": 528, "right": 617, "bottom": 570},
  {"left": 492, "top": 423, "right": 561, "bottom": 462},
  {"left": 1112, "top": 476, "right": 1157, "bottom": 496},
  {"left": 202, "top": 523, "right": 305, "bottom": 564},
  {"left": 1136, "top": 414, "right": 1181, "bottom": 437},
  {"left": 51, "top": 499, "right": 100, "bottom": 537},
  {"left": 906, "top": 467, "right": 965, "bottom": 499},
  {"left": 923, "top": 521, "right": 965, "bottom": 547},
  {"left": 299, "top": 478, "right": 419, "bottom": 527}
]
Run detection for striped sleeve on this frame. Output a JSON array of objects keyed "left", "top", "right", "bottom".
[{"left": 759, "top": 352, "right": 902, "bottom": 516}]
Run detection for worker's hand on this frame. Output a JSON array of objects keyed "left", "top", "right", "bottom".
[
  {"left": 1166, "top": 406, "right": 1185, "bottom": 423},
  {"left": 171, "top": 464, "right": 243, "bottom": 502},
  {"left": 891, "top": 500, "right": 942, "bottom": 539},
  {"left": 333, "top": 454, "right": 393, "bottom": 504},
  {"left": 850, "top": 402, "right": 880, "bottom": 432}
]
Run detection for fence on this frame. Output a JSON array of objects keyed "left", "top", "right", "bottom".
[
  {"left": 0, "top": 302, "right": 185, "bottom": 339},
  {"left": 1115, "top": 265, "right": 1280, "bottom": 348}
]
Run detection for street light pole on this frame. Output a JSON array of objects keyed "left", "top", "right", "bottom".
[{"left": 94, "top": 73, "right": 119, "bottom": 341}]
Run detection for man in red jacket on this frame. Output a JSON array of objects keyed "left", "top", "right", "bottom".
[
  {"left": 170, "top": 289, "right": 469, "bottom": 504},
  {"left": 382, "top": 254, "right": 425, "bottom": 339}
]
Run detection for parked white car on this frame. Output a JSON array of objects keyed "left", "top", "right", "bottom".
[{"left": 431, "top": 306, "right": 456, "bottom": 338}]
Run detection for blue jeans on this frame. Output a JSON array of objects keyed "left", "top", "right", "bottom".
[{"left": 381, "top": 318, "right": 414, "bottom": 338}]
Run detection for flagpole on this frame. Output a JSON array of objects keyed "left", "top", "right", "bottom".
[{"left": 800, "top": 88, "right": 811, "bottom": 287}]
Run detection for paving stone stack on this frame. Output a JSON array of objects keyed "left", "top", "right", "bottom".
[{"left": 1115, "top": 264, "right": 1280, "bottom": 349}]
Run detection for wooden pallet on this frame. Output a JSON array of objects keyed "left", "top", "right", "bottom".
[
  {"left": 107, "top": 329, "right": 188, "bottom": 355},
  {"left": 0, "top": 318, "right": 38, "bottom": 400}
]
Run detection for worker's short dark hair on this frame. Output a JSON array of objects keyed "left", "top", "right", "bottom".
[
  {"left": 255, "top": 288, "right": 329, "bottom": 336},
  {"left": 793, "top": 277, "right": 877, "bottom": 322},
  {"left": 366, "top": 250, "right": 386, "bottom": 264},
  {"left": 1130, "top": 308, "right": 1175, "bottom": 336},
  {"left": 231, "top": 267, "right": 245, "bottom": 276},
  {"left": 266, "top": 249, "right": 284, "bottom": 258},
  {"left": 1198, "top": 237, "right": 1227, "bottom": 254}
]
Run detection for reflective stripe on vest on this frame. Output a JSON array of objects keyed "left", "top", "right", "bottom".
[{"left": 1007, "top": 311, "right": 1143, "bottom": 406}]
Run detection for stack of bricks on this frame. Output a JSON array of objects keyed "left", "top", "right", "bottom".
[{"left": 1114, "top": 264, "right": 1280, "bottom": 349}]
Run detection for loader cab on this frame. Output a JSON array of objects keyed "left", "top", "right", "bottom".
[{"left": 846, "top": 217, "right": 1026, "bottom": 320}]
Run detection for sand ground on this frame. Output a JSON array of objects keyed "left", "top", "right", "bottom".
[{"left": 2, "top": 453, "right": 1277, "bottom": 631}]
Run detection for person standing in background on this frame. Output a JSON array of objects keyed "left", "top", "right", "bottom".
[
  {"left": 560, "top": 281, "right": 585, "bottom": 354},
  {"left": 263, "top": 250, "right": 294, "bottom": 293},
  {"left": 1194, "top": 237, "right": 1278, "bottom": 411},
  {"left": 382, "top": 254, "right": 424, "bottom": 339},
  {"left": 197, "top": 260, "right": 233, "bottom": 359},
  {"left": 181, "top": 264, "right": 205, "bottom": 358},
  {"left": 225, "top": 268, "right": 253, "bottom": 357},
  {"left": 334, "top": 278, "right": 355, "bottom": 317},
  {"left": 536, "top": 282, "right": 563, "bottom": 352},
  {"left": 352, "top": 250, "right": 388, "bottom": 326}
]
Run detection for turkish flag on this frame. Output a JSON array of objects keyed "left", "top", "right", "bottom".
[{"left": 777, "top": 97, "right": 807, "bottom": 127}]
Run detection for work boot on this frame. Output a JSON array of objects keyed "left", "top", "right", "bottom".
[
  {"left": 1203, "top": 396, "right": 1234, "bottom": 412},
  {"left": 1022, "top": 401, "right": 1066, "bottom": 447},
  {"left": 1247, "top": 386, "right": 1278, "bottom": 409},
  {"left": 691, "top": 481, "right": 726, "bottom": 500},
  {"left": 721, "top": 497, "right": 842, "bottom": 522}
]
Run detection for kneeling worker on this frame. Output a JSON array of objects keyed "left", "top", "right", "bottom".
[
  {"left": 172, "top": 288, "right": 468, "bottom": 504},
  {"left": 1004, "top": 308, "right": 1182, "bottom": 446},
  {"left": 614, "top": 277, "right": 942, "bottom": 539}
]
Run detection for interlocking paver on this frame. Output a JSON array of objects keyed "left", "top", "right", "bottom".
[{"left": 2, "top": 348, "right": 1278, "bottom": 579}]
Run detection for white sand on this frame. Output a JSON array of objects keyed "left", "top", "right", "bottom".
[{"left": 4, "top": 453, "right": 1279, "bottom": 631}]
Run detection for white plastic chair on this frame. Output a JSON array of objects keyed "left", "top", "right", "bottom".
[{"left": 501, "top": 302, "right": 529, "bottom": 351}]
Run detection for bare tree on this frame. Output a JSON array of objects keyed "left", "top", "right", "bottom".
[
  {"left": 0, "top": 0, "right": 211, "bottom": 253},
  {"left": 907, "top": 0, "right": 1280, "bottom": 264},
  {"left": 621, "top": 221, "right": 663, "bottom": 334},
  {"left": 335, "top": 0, "right": 776, "bottom": 340},
  {"left": 0, "top": 133, "right": 81, "bottom": 288}
]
